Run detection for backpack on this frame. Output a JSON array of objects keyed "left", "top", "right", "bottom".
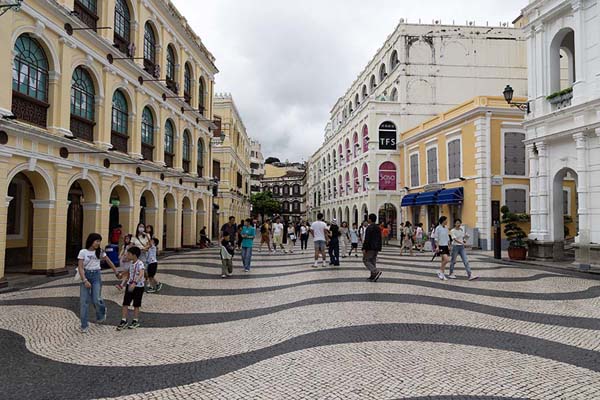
[{"left": 260, "top": 224, "right": 267, "bottom": 234}]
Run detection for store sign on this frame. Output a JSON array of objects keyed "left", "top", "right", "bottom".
[
  {"left": 379, "top": 170, "right": 397, "bottom": 191},
  {"left": 379, "top": 121, "right": 397, "bottom": 150}
]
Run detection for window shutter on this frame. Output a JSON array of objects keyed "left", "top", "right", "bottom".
[
  {"left": 410, "top": 155, "right": 419, "bottom": 187},
  {"left": 505, "top": 132, "right": 526, "bottom": 176},
  {"left": 427, "top": 148, "right": 438, "bottom": 184},
  {"left": 506, "top": 189, "right": 527, "bottom": 213},
  {"left": 448, "top": 140, "right": 460, "bottom": 180}
]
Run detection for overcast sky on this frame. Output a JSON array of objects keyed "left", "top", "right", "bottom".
[{"left": 172, "top": 0, "right": 527, "bottom": 162}]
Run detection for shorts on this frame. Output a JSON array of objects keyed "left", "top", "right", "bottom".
[
  {"left": 273, "top": 234, "right": 283, "bottom": 245},
  {"left": 261, "top": 234, "right": 270, "bottom": 243},
  {"left": 439, "top": 246, "right": 450, "bottom": 256},
  {"left": 351, "top": 242, "right": 358, "bottom": 249},
  {"left": 314, "top": 240, "right": 326, "bottom": 251},
  {"left": 123, "top": 286, "right": 144, "bottom": 308},
  {"left": 147, "top": 262, "right": 158, "bottom": 278}
]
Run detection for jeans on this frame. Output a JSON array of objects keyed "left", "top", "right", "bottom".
[
  {"left": 329, "top": 239, "right": 340, "bottom": 265},
  {"left": 300, "top": 234, "right": 309, "bottom": 250},
  {"left": 363, "top": 250, "right": 379, "bottom": 274},
  {"left": 80, "top": 269, "right": 106, "bottom": 329},
  {"left": 241, "top": 247, "right": 253, "bottom": 270},
  {"left": 449, "top": 245, "right": 472, "bottom": 277}
]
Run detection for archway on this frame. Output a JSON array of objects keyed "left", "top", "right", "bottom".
[
  {"left": 66, "top": 178, "right": 99, "bottom": 263},
  {"left": 5, "top": 170, "right": 52, "bottom": 273},
  {"left": 379, "top": 203, "right": 398, "bottom": 238},
  {"left": 139, "top": 189, "right": 157, "bottom": 237},
  {"left": 353, "top": 205, "right": 359, "bottom": 226},
  {"left": 552, "top": 167, "right": 578, "bottom": 259},
  {"left": 163, "top": 193, "right": 177, "bottom": 250},
  {"left": 361, "top": 204, "right": 369, "bottom": 223},
  {"left": 326, "top": 209, "right": 331, "bottom": 222},
  {"left": 196, "top": 198, "right": 205, "bottom": 245},
  {"left": 332, "top": 208, "right": 336, "bottom": 221},
  {"left": 108, "top": 185, "right": 131, "bottom": 244},
  {"left": 344, "top": 206, "right": 350, "bottom": 225},
  {"left": 181, "top": 196, "right": 194, "bottom": 247}
]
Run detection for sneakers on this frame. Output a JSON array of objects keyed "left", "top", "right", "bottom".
[
  {"left": 97, "top": 313, "right": 107, "bottom": 323},
  {"left": 437, "top": 272, "right": 448, "bottom": 281},
  {"left": 116, "top": 320, "right": 128, "bottom": 331},
  {"left": 155, "top": 282, "right": 164, "bottom": 292},
  {"left": 80, "top": 327, "right": 89, "bottom": 334},
  {"left": 145, "top": 286, "right": 156, "bottom": 293},
  {"left": 372, "top": 271, "right": 382, "bottom": 282},
  {"left": 468, "top": 275, "right": 479, "bottom": 281},
  {"left": 312, "top": 262, "right": 319, "bottom": 268},
  {"left": 221, "top": 274, "right": 227, "bottom": 278},
  {"left": 447, "top": 274, "right": 457, "bottom": 279},
  {"left": 244, "top": 268, "right": 250, "bottom": 272},
  {"left": 128, "top": 320, "right": 140, "bottom": 329}
]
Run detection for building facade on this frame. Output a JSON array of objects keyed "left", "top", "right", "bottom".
[
  {"left": 0, "top": 0, "right": 218, "bottom": 287},
  {"left": 521, "top": 0, "right": 600, "bottom": 267},
  {"left": 249, "top": 138, "right": 264, "bottom": 195},
  {"left": 261, "top": 163, "right": 307, "bottom": 222},
  {"left": 212, "top": 93, "right": 251, "bottom": 233},
  {"left": 307, "top": 21, "right": 528, "bottom": 237}
]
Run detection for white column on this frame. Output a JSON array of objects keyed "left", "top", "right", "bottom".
[
  {"left": 574, "top": 132, "right": 589, "bottom": 244},
  {"left": 527, "top": 144, "right": 539, "bottom": 239},
  {"left": 536, "top": 142, "right": 550, "bottom": 240}
]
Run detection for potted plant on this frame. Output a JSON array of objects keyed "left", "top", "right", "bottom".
[{"left": 501, "top": 205, "right": 529, "bottom": 260}]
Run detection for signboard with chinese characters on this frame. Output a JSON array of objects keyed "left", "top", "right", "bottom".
[{"left": 379, "top": 121, "right": 397, "bottom": 150}]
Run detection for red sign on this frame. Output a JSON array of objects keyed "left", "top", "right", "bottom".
[{"left": 379, "top": 170, "right": 396, "bottom": 191}]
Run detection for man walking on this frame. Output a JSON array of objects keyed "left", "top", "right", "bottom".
[
  {"left": 221, "top": 216, "right": 237, "bottom": 249},
  {"left": 310, "top": 213, "right": 329, "bottom": 268},
  {"left": 272, "top": 217, "right": 285, "bottom": 253},
  {"left": 362, "top": 213, "right": 382, "bottom": 282}
]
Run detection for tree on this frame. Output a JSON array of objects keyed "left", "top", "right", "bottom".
[
  {"left": 251, "top": 191, "right": 280, "bottom": 219},
  {"left": 265, "top": 157, "right": 280, "bottom": 164}
]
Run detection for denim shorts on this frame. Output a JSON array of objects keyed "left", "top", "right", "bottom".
[{"left": 314, "top": 240, "right": 326, "bottom": 251}]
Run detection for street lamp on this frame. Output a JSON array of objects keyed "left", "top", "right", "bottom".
[{"left": 503, "top": 85, "right": 530, "bottom": 114}]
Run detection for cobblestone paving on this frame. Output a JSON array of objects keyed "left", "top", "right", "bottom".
[{"left": 1, "top": 244, "right": 600, "bottom": 399}]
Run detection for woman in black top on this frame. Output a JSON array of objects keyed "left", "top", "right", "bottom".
[{"left": 328, "top": 219, "right": 341, "bottom": 266}]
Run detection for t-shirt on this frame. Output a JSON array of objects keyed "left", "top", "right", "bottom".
[
  {"left": 147, "top": 245, "right": 158, "bottom": 264},
  {"left": 434, "top": 225, "right": 450, "bottom": 246},
  {"left": 349, "top": 228, "right": 359, "bottom": 243},
  {"left": 127, "top": 259, "right": 146, "bottom": 287},
  {"left": 311, "top": 220, "right": 328, "bottom": 242},
  {"left": 241, "top": 226, "right": 256, "bottom": 248},
  {"left": 416, "top": 227, "right": 423, "bottom": 239},
  {"left": 273, "top": 223, "right": 284, "bottom": 236},
  {"left": 221, "top": 223, "right": 237, "bottom": 239},
  {"left": 78, "top": 249, "right": 106, "bottom": 271},
  {"left": 300, "top": 226, "right": 308, "bottom": 235},
  {"left": 221, "top": 239, "right": 234, "bottom": 257},
  {"left": 450, "top": 228, "right": 466, "bottom": 245}
]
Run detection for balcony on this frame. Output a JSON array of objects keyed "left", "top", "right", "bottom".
[
  {"left": 141, "top": 143, "right": 154, "bottom": 162},
  {"left": 110, "top": 131, "right": 128, "bottom": 153},
  {"left": 143, "top": 59, "right": 158, "bottom": 77},
  {"left": 197, "top": 165, "right": 203, "bottom": 177},
  {"left": 547, "top": 88, "right": 573, "bottom": 111},
  {"left": 182, "top": 160, "right": 190, "bottom": 173},
  {"left": 166, "top": 78, "right": 178, "bottom": 94},
  {"left": 70, "top": 114, "right": 95, "bottom": 142},
  {"left": 11, "top": 91, "right": 49, "bottom": 128},
  {"left": 74, "top": 0, "right": 98, "bottom": 31},
  {"left": 113, "top": 33, "right": 130, "bottom": 57},
  {"left": 164, "top": 152, "right": 174, "bottom": 168}
]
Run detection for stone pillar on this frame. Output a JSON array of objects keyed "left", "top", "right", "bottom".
[
  {"left": 52, "top": 38, "right": 74, "bottom": 137},
  {"left": 130, "top": 89, "right": 144, "bottom": 159},
  {"left": 52, "top": 165, "right": 73, "bottom": 275},
  {"left": 574, "top": 132, "right": 590, "bottom": 241},
  {"left": 119, "top": 205, "right": 134, "bottom": 238},
  {"left": 182, "top": 208, "right": 194, "bottom": 247},
  {"left": 164, "top": 208, "right": 177, "bottom": 250},
  {"left": 536, "top": 142, "right": 549, "bottom": 240},
  {"left": 527, "top": 144, "right": 539, "bottom": 238},
  {"left": 30, "top": 200, "right": 56, "bottom": 274},
  {"left": 82, "top": 203, "right": 101, "bottom": 246}
]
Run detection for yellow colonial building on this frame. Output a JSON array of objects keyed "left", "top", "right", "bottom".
[
  {"left": 0, "top": 0, "right": 218, "bottom": 287},
  {"left": 212, "top": 93, "right": 251, "bottom": 235},
  {"left": 399, "top": 97, "right": 534, "bottom": 250}
]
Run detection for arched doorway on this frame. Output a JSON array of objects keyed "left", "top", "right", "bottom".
[
  {"left": 108, "top": 185, "right": 131, "bottom": 244},
  {"left": 361, "top": 204, "right": 369, "bottom": 223},
  {"left": 332, "top": 209, "right": 336, "bottom": 221},
  {"left": 66, "top": 179, "right": 99, "bottom": 264},
  {"left": 353, "top": 205, "right": 359, "bottom": 226},
  {"left": 344, "top": 206, "right": 350, "bottom": 224},
  {"left": 181, "top": 197, "right": 193, "bottom": 247},
  {"left": 379, "top": 203, "right": 398, "bottom": 238},
  {"left": 5, "top": 170, "right": 52, "bottom": 274},
  {"left": 552, "top": 167, "right": 578, "bottom": 260},
  {"left": 196, "top": 198, "right": 205, "bottom": 245},
  {"left": 163, "top": 193, "right": 177, "bottom": 250},
  {"left": 140, "top": 189, "right": 157, "bottom": 236}
]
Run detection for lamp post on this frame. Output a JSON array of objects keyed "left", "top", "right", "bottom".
[{"left": 503, "top": 85, "right": 530, "bottom": 114}]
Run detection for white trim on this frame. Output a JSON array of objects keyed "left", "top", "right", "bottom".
[
  {"left": 444, "top": 128, "right": 463, "bottom": 138},
  {"left": 425, "top": 143, "right": 439, "bottom": 185},
  {"left": 502, "top": 184, "right": 530, "bottom": 214},
  {"left": 501, "top": 128, "right": 528, "bottom": 178}
]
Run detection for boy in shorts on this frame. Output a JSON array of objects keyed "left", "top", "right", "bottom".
[
  {"left": 117, "top": 246, "right": 145, "bottom": 330},
  {"left": 145, "top": 238, "right": 163, "bottom": 293}
]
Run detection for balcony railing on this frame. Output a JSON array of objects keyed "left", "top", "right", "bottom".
[
  {"left": 74, "top": 0, "right": 98, "bottom": 30},
  {"left": 110, "top": 131, "right": 128, "bottom": 153},
  {"left": 143, "top": 59, "right": 159, "bottom": 77},
  {"left": 197, "top": 165, "right": 203, "bottom": 177},
  {"left": 182, "top": 160, "right": 190, "bottom": 173},
  {"left": 166, "top": 78, "right": 178, "bottom": 94},
  {"left": 12, "top": 91, "right": 49, "bottom": 128},
  {"left": 164, "top": 152, "right": 174, "bottom": 168},
  {"left": 141, "top": 143, "right": 154, "bottom": 161},
  {"left": 70, "top": 114, "right": 95, "bottom": 142},
  {"left": 113, "top": 33, "right": 130, "bottom": 56}
]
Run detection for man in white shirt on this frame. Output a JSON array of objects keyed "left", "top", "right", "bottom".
[
  {"left": 272, "top": 217, "right": 285, "bottom": 253},
  {"left": 310, "top": 213, "right": 329, "bottom": 267}
]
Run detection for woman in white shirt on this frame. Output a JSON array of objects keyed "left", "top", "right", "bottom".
[
  {"left": 448, "top": 219, "right": 478, "bottom": 281},
  {"left": 77, "top": 233, "right": 119, "bottom": 333},
  {"left": 131, "top": 223, "right": 151, "bottom": 264},
  {"left": 434, "top": 216, "right": 451, "bottom": 281}
]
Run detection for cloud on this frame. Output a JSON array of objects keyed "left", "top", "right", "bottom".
[{"left": 172, "top": 0, "right": 528, "bottom": 161}]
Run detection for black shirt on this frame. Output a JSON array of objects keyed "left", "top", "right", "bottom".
[{"left": 362, "top": 223, "right": 382, "bottom": 251}]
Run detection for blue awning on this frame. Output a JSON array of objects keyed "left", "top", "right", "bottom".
[
  {"left": 414, "top": 191, "right": 439, "bottom": 206},
  {"left": 437, "top": 187, "right": 464, "bottom": 205},
  {"left": 401, "top": 193, "right": 419, "bottom": 207}
]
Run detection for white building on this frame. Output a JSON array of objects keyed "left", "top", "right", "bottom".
[
  {"left": 521, "top": 0, "right": 600, "bottom": 268},
  {"left": 249, "top": 138, "right": 265, "bottom": 195},
  {"left": 308, "top": 20, "right": 527, "bottom": 235}
]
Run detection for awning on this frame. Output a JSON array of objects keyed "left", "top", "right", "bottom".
[
  {"left": 414, "top": 191, "right": 440, "bottom": 206},
  {"left": 401, "top": 193, "right": 419, "bottom": 207},
  {"left": 437, "top": 187, "right": 464, "bottom": 205}
]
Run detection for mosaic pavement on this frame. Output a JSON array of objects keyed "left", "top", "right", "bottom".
[{"left": 1, "top": 243, "right": 600, "bottom": 400}]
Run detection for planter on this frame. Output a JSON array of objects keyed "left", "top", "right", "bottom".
[{"left": 508, "top": 247, "right": 528, "bottom": 260}]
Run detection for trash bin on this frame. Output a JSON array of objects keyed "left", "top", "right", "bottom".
[{"left": 102, "top": 244, "right": 120, "bottom": 269}]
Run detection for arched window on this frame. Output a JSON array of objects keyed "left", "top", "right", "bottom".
[
  {"left": 378, "top": 161, "right": 397, "bottom": 191},
  {"left": 113, "top": 0, "right": 131, "bottom": 55},
  {"left": 353, "top": 167, "right": 359, "bottom": 193},
  {"left": 166, "top": 45, "right": 177, "bottom": 93},
  {"left": 338, "top": 144, "right": 343, "bottom": 165},
  {"left": 370, "top": 75, "right": 377, "bottom": 90},
  {"left": 390, "top": 50, "right": 399, "bottom": 70},
  {"left": 12, "top": 34, "right": 49, "bottom": 127},
  {"left": 362, "top": 125, "right": 369, "bottom": 152},
  {"left": 362, "top": 163, "right": 369, "bottom": 192},
  {"left": 182, "top": 130, "right": 191, "bottom": 172},
  {"left": 164, "top": 120, "right": 175, "bottom": 167},
  {"left": 379, "top": 63, "right": 387, "bottom": 81},
  {"left": 390, "top": 88, "right": 398, "bottom": 102},
  {"left": 345, "top": 138, "right": 351, "bottom": 162},
  {"left": 352, "top": 132, "right": 359, "bottom": 157},
  {"left": 332, "top": 149, "right": 337, "bottom": 169},
  {"left": 197, "top": 139, "right": 204, "bottom": 177},
  {"left": 338, "top": 175, "right": 343, "bottom": 197},
  {"left": 110, "top": 90, "right": 129, "bottom": 153},
  {"left": 141, "top": 107, "right": 154, "bottom": 161},
  {"left": 198, "top": 77, "right": 206, "bottom": 115},
  {"left": 74, "top": 0, "right": 98, "bottom": 30},
  {"left": 349, "top": 101, "right": 353, "bottom": 114},
  {"left": 550, "top": 28, "right": 576, "bottom": 96},
  {"left": 345, "top": 172, "right": 350, "bottom": 195},
  {"left": 327, "top": 153, "right": 331, "bottom": 172},
  {"left": 184, "top": 63, "right": 192, "bottom": 104},
  {"left": 362, "top": 84, "right": 368, "bottom": 100},
  {"left": 143, "top": 22, "right": 157, "bottom": 75},
  {"left": 333, "top": 177, "right": 337, "bottom": 198},
  {"left": 70, "top": 66, "right": 95, "bottom": 141}
]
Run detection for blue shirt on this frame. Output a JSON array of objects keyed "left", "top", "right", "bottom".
[{"left": 241, "top": 226, "right": 256, "bottom": 248}]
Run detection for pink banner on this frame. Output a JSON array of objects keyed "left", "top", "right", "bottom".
[{"left": 379, "top": 171, "right": 396, "bottom": 191}]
